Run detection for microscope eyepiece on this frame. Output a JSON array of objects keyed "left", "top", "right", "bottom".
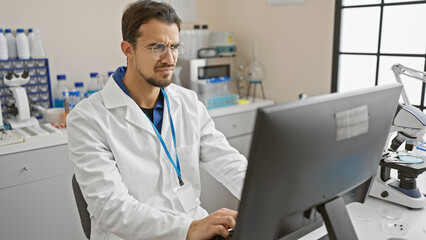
[
  {"left": 5, "top": 70, "right": 14, "bottom": 80},
  {"left": 21, "top": 69, "right": 30, "bottom": 79}
]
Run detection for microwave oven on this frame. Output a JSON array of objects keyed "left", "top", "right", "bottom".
[{"left": 176, "top": 57, "right": 237, "bottom": 94}]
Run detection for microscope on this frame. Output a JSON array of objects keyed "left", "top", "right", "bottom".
[
  {"left": 369, "top": 64, "right": 426, "bottom": 209},
  {"left": 3, "top": 69, "right": 39, "bottom": 129}
]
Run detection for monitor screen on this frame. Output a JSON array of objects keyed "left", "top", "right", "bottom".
[{"left": 233, "top": 84, "right": 403, "bottom": 240}]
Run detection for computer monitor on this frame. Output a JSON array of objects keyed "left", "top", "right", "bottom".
[{"left": 233, "top": 84, "right": 403, "bottom": 240}]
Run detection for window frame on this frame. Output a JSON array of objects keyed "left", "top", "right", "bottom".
[{"left": 331, "top": 0, "right": 426, "bottom": 111}]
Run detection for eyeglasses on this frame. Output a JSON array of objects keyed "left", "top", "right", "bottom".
[{"left": 130, "top": 41, "right": 186, "bottom": 60}]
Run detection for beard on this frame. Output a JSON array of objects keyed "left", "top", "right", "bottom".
[{"left": 135, "top": 62, "right": 174, "bottom": 88}]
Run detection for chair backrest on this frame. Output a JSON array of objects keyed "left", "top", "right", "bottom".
[{"left": 72, "top": 174, "right": 91, "bottom": 239}]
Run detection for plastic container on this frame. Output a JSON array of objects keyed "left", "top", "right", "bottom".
[
  {"left": 30, "top": 29, "right": 45, "bottom": 58},
  {"left": 28, "top": 29, "right": 35, "bottom": 56},
  {"left": 105, "top": 71, "right": 114, "bottom": 85},
  {"left": 4, "top": 29, "right": 17, "bottom": 59},
  {"left": 197, "top": 76, "right": 231, "bottom": 98},
  {"left": 16, "top": 29, "right": 30, "bottom": 59},
  {"left": 86, "top": 72, "right": 102, "bottom": 97},
  {"left": 179, "top": 30, "right": 195, "bottom": 59},
  {"left": 201, "top": 25, "right": 210, "bottom": 50},
  {"left": 53, "top": 74, "right": 69, "bottom": 108},
  {"left": 69, "top": 82, "right": 85, "bottom": 108},
  {"left": 0, "top": 29, "right": 8, "bottom": 60}
]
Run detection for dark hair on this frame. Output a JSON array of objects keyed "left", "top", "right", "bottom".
[{"left": 122, "top": 0, "right": 181, "bottom": 46}]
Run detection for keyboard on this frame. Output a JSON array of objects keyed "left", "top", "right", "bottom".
[{"left": 210, "top": 229, "right": 234, "bottom": 240}]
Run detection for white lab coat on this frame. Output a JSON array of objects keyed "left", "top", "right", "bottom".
[{"left": 67, "top": 76, "right": 247, "bottom": 240}]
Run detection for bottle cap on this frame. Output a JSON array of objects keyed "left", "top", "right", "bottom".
[
  {"left": 5, "top": 29, "right": 11, "bottom": 33},
  {"left": 57, "top": 74, "right": 67, "bottom": 80},
  {"left": 90, "top": 72, "right": 98, "bottom": 78},
  {"left": 0, "top": 29, "right": 3, "bottom": 33},
  {"left": 194, "top": 25, "right": 200, "bottom": 29},
  {"left": 202, "top": 25, "right": 208, "bottom": 29},
  {"left": 28, "top": 28, "right": 33, "bottom": 33},
  {"left": 108, "top": 71, "right": 114, "bottom": 76},
  {"left": 75, "top": 82, "right": 84, "bottom": 87},
  {"left": 17, "top": 29, "right": 25, "bottom": 33}
]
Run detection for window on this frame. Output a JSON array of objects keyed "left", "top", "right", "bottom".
[{"left": 331, "top": 0, "right": 426, "bottom": 111}]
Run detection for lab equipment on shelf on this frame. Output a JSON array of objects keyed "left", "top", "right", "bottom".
[
  {"left": 197, "top": 77, "right": 238, "bottom": 109},
  {"left": 53, "top": 74, "right": 68, "bottom": 108},
  {"left": 208, "top": 31, "right": 236, "bottom": 57},
  {"left": 30, "top": 29, "right": 45, "bottom": 58},
  {"left": 28, "top": 29, "right": 34, "bottom": 54},
  {"left": 0, "top": 29, "right": 7, "bottom": 60},
  {"left": 246, "top": 40, "right": 266, "bottom": 102},
  {"left": 0, "top": 58, "right": 53, "bottom": 122},
  {"left": 2, "top": 69, "right": 38, "bottom": 129},
  {"left": 16, "top": 29, "right": 30, "bottom": 60},
  {"left": 0, "top": 128, "right": 24, "bottom": 146},
  {"left": 105, "top": 71, "right": 114, "bottom": 85},
  {"left": 179, "top": 25, "right": 210, "bottom": 60},
  {"left": 69, "top": 82, "right": 84, "bottom": 109},
  {"left": 4, "top": 29, "right": 17, "bottom": 59},
  {"left": 177, "top": 57, "right": 239, "bottom": 109},
  {"left": 86, "top": 72, "right": 102, "bottom": 97}
]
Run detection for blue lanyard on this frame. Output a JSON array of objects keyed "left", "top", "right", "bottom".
[{"left": 147, "top": 88, "right": 184, "bottom": 186}]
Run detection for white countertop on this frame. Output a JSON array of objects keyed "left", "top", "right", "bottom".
[
  {"left": 299, "top": 172, "right": 426, "bottom": 240},
  {"left": 1, "top": 100, "right": 275, "bottom": 156},
  {"left": 0, "top": 130, "right": 67, "bottom": 156},
  {"left": 208, "top": 98, "right": 275, "bottom": 118}
]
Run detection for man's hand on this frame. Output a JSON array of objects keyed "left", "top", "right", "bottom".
[{"left": 186, "top": 208, "right": 237, "bottom": 240}]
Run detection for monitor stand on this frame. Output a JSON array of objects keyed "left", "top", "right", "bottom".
[{"left": 317, "top": 197, "right": 358, "bottom": 240}]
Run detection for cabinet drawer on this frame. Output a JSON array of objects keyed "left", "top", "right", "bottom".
[
  {"left": 212, "top": 110, "right": 256, "bottom": 138},
  {"left": 0, "top": 144, "right": 72, "bottom": 189}
]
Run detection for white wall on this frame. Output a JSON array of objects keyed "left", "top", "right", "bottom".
[
  {"left": 1, "top": 0, "right": 335, "bottom": 103},
  {"left": 214, "top": 0, "right": 335, "bottom": 103},
  {"left": 0, "top": 0, "right": 134, "bottom": 90}
]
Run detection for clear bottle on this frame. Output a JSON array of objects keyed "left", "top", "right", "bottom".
[
  {"left": 0, "top": 29, "right": 8, "bottom": 60},
  {"left": 28, "top": 29, "right": 35, "bottom": 56},
  {"left": 194, "top": 25, "right": 202, "bottom": 58},
  {"left": 106, "top": 71, "right": 114, "bottom": 85},
  {"left": 75, "top": 81, "right": 85, "bottom": 100},
  {"left": 4, "top": 29, "right": 17, "bottom": 59},
  {"left": 201, "top": 25, "right": 210, "bottom": 49},
  {"left": 86, "top": 72, "right": 102, "bottom": 97},
  {"left": 54, "top": 74, "right": 69, "bottom": 108},
  {"left": 16, "top": 29, "right": 30, "bottom": 59},
  {"left": 68, "top": 82, "right": 84, "bottom": 109}
]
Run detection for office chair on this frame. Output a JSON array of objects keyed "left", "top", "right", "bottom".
[{"left": 72, "top": 174, "right": 91, "bottom": 239}]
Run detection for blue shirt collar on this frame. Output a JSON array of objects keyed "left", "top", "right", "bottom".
[{"left": 112, "top": 66, "right": 164, "bottom": 110}]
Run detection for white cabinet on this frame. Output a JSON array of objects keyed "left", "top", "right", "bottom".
[
  {"left": 0, "top": 137, "right": 86, "bottom": 240},
  {"left": 200, "top": 99, "right": 274, "bottom": 213}
]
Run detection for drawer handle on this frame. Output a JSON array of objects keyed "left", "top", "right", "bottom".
[{"left": 23, "top": 166, "right": 29, "bottom": 171}]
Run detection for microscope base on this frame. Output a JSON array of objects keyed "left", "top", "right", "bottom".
[
  {"left": 370, "top": 176, "right": 426, "bottom": 209},
  {"left": 5, "top": 117, "right": 39, "bottom": 129}
]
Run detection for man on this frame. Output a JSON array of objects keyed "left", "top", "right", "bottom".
[{"left": 67, "top": 1, "right": 247, "bottom": 239}]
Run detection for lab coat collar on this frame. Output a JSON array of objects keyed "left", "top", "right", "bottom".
[
  {"left": 161, "top": 85, "right": 181, "bottom": 135},
  {"left": 102, "top": 75, "right": 182, "bottom": 137},
  {"left": 102, "top": 76, "right": 155, "bottom": 136}
]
